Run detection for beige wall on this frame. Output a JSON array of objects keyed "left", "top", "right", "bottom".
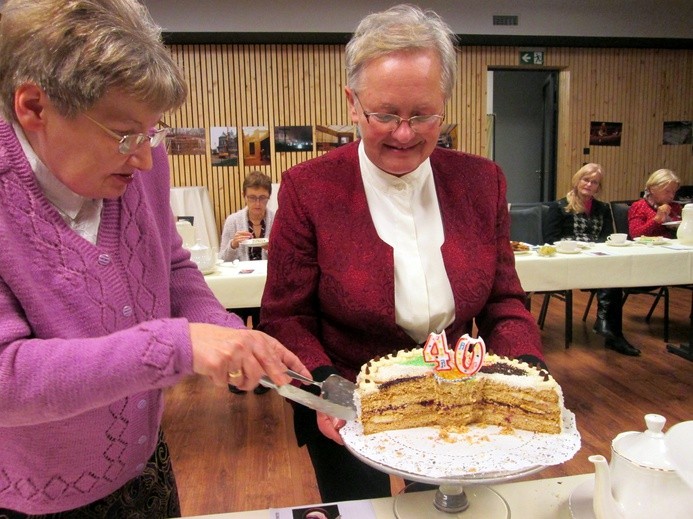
[{"left": 165, "top": 44, "right": 692, "bottom": 235}]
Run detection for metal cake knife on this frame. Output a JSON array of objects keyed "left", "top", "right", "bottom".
[{"left": 259, "top": 371, "right": 357, "bottom": 421}]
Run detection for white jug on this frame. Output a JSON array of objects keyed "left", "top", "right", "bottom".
[{"left": 677, "top": 203, "right": 693, "bottom": 244}]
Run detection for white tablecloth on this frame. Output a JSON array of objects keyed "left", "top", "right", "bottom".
[
  {"left": 515, "top": 240, "right": 693, "bottom": 292},
  {"left": 170, "top": 186, "right": 219, "bottom": 250},
  {"left": 204, "top": 260, "right": 267, "bottom": 309},
  {"left": 203, "top": 242, "right": 693, "bottom": 310}
]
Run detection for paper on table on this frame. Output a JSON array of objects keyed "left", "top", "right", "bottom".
[{"left": 269, "top": 499, "right": 375, "bottom": 519}]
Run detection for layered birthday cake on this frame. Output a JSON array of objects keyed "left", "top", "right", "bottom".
[{"left": 355, "top": 334, "right": 564, "bottom": 435}]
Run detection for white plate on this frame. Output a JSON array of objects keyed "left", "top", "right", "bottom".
[
  {"left": 201, "top": 267, "right": 217, "bottom": 275},
  {"left": 664, "top": 420, "right": 693, "bottom": 489},
  {"left": 556, "top": 248, "right": 581, "bottom": 254},
  {"left": 569, "top": 479, "right": 596, "bottom": 519},
  {"left": 240, "top": 238, "right": 269, "bottom": 247},
  {"left": 662, "top": 221, "right": 681, "bottom": 228},
  {"left": 606, "top": 240, "right": 633, "bottom": 247},
  {"left": 635, "top": 237, "right": 670, "bottom": 245},
  {"left": 513, "top": 250, "right": 532, "bottom": 255}
]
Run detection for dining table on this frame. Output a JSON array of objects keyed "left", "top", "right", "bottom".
[
  {"left": 203, "top": 240, "right": 693, "bottom": 309},
  {"left": 179, "top": 472, "right": 593, "bottom": 519}
]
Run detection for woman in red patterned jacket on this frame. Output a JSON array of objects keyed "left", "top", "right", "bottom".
[
  {"left": 259, "top": 4, "right": 544, "bottom": 503},
  {"left": 629, "top": 169, "right": 682, "bottom": 239}
]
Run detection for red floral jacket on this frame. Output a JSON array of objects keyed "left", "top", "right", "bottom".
[{"left": 259, "top": 142, "right": 542, "bottom": 381}]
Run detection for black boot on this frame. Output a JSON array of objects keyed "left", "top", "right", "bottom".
[
  {"left": 593, "top": 288, "right": 621, "bottom": 341},
  {"left": 605, "top": 336, "right": 641, "bottom": 356}
]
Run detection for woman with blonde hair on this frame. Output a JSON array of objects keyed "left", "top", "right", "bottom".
[
  {"left": 629, "top": 168, "right": 681, "bottom": 239},
  {"left": 545, "top": 163, "right": 640, "bottom": 356}
]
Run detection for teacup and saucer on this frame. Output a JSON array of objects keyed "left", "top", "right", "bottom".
[{"left": 554, "top": 240, "right": 580, "bottom": 254}]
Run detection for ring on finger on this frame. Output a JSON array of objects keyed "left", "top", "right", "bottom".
[{"left": 227, "top": 368, "right": 243, "bottom": 380}]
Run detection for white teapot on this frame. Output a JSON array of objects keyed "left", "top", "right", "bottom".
[
  {"left": 188, "top": 239, "right": 216, "bottom": 273},
  {"left": 588, "top": 414, "right": 693, "bottom": 519},
  {"left": 677, "top": 203, "right": 693, "bottom": 244}
]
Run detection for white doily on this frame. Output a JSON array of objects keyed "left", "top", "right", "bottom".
[{"left": 341, "top": 409, "right": 580, "bottom": 481}]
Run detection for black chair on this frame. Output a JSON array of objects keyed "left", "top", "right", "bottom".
[
  {"left": 581, "top": 200, "right": 670, "bottom": 341},
  {"left": 509, "top": 202, "right": 573, "bottom": 348}
]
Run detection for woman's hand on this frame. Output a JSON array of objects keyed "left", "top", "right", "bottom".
[
  {"left": 188, "top": 323, "right": 310, "bottom": 390},
  {"left": 655, "top": 203, "right": 672, "bottom": 223},
  {"left": 316, "top": 411, "right": 346, "bottom": 445},
  {"left": 231, "top": 231, "right": 253, "bottom": 249}
]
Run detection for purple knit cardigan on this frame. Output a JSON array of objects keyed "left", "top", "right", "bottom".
[{"left": 0, "top": 120, "right": 243, "bottom": 514}]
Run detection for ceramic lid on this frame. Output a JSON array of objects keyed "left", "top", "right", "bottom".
[{"left": 612, "top": 414, "right": 674, "bottom": 470}]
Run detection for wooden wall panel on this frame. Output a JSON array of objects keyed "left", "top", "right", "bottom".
[{"left": 165, "top": 44, "right": 692, "bottom": 237}]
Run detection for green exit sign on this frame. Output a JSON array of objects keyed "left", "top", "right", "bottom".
[{"left": 520, "top": 51, "right": 544, "bottom": 65}]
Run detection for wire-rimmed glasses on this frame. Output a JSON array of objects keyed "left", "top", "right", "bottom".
[
  {"left": 83, "top": 113, "right": 168, "bottom": 155},
  {"left": 354, "top": 93, "right": 444, "bottom": 133},
  {"left": 246, "top": 195, "right": 270, "bottom": 204}
]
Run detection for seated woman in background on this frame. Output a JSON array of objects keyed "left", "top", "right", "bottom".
[
  {"left": 219, "top": 170, "right": 275, "bottom": 394},
  {"left": 219, "top": 170, "right": 274, "bottom": 262},
  {"left": 545, "top": 163, "right": 640, "bottom": 356},
  {"left": 628, "top": 168, "right": 681, "bottom": 239}
]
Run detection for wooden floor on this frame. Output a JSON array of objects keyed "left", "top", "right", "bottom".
[{"left": 162, "top": 287, "right": 693, "bottom": 517}]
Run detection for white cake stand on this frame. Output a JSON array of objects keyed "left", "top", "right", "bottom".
[
  {"left": 341, "top": 410, "right": 581, "bottom": 518},
  {"left": 346, "top": 443, "right": 543, "bottom": 518}
]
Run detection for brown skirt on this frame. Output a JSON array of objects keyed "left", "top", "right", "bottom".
[{"left": 0, "top": 430, "right": 180, "bottom": 519}]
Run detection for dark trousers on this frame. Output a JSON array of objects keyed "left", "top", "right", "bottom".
[{"left": 305, "top": 429, "right": 392, "bottom": 502}]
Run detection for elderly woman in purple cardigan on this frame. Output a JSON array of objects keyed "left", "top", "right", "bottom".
[{"left": 0, "top": 1, "right": 307, "bottom": 517}]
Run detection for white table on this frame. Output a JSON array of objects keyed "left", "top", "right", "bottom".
[
  {"left": 204, "top": 260, "right": 267, "bottom": 309},
  {"left": 204, "top": 242, "right": 693, "bottom": 310},
  {"left": 170, "top": 186, "right": 219, "bottom": 250},
  {"left": 181, "top": 472, "right": 590, "bottom": 519},
  {"left": 514, "top": 240, "right": 693, "bottom": 292}
]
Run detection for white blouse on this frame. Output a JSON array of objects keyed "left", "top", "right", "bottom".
[{"left": 358, "top": 142, "right": 455, "bottom": 344}]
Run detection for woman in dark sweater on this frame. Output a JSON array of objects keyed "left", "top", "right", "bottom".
[{"left": 545, "top": 163, "right": 640, "bottom": 356}]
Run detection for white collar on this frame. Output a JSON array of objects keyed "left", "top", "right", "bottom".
[
  {"left": 13, "top": 122, "right": 93, "bottom": 220},
  {"left": 358, "top": 141, "right": 432, "bottom": 195}
]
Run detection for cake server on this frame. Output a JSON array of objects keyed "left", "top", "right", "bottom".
[
  {"left": 259, "top": 375, "right": 356, "bottom": 421},
  {"left": 285, "top": 369, "right": 357, "bottom": 411}
]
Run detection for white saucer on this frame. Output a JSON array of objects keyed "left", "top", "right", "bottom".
[
  {"left": 556, "top": 248, "right": 581, "bottom": 254},
  {"left": 606, "top": 240, "right": 633, "bottom": 247},
  {"left": 569, "top": 479, "right": 596, "bottom": 519},
  {"left": 241, "top": 238, "right": 269, "bottom": 247}
]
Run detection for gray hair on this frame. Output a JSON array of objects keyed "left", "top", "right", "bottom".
[
  {"left": 345, "top": 4, "right": 458, "bottom": 99},
  {"left": 0, "top": 0, "right": 187, "bottom": 122}
]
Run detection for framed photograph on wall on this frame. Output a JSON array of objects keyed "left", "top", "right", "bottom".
[
  {"left": 166, "top": 128, "right": 206, "bottom": 156},
  {"left": 589, "top": 121, "right": 622, "bottom": 146},
  {"left": 315, "top": 124, "right": 356, "bottom": 151},
  {"left": 242, "top": 126, "right": 271, "bottom": 166},
  {"left": 210, "top": 126, "right": 238, "bottom": 166},
  {"left": 275, "top": 125, "right": 314, "bottom": 152},
  {"left": 663, "top": 121, "right": 692, "bottom": 145}
]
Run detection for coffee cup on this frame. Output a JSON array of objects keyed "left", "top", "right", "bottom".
[
  {"left": 607, "top": 233, "right": 628, "bottom": 245},
  {"left": 555, "top": 240, "right": 579, "bottom": 253}
]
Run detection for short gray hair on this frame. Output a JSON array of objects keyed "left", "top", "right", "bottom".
[
  {"left": 345, "top": 4, "right": 458, "bottom": 100},
  {"left": 0, "top": 0, "right": 188, "bottom": 122}
]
